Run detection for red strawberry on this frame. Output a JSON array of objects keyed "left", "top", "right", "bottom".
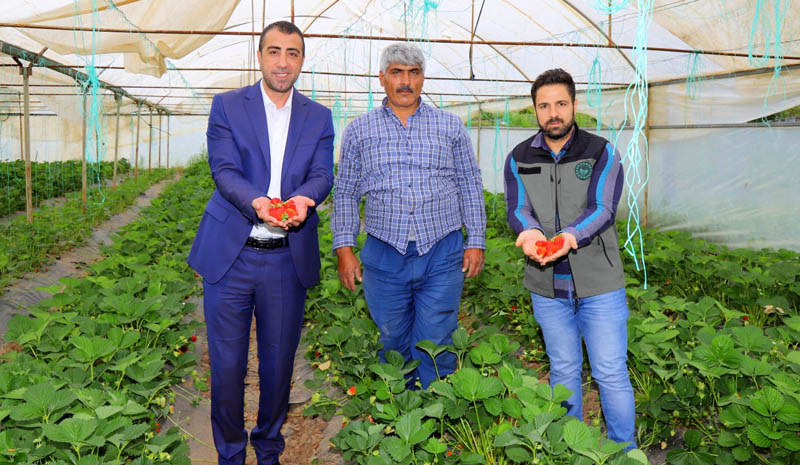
[
  {"left": 270, "top": 197, "right": 282, "bottom": 205},
  {"left": 553, "top": 236, "right": 565, "bottom": 248},
  {"left": 191, "top": 335, "right": 197, "bottom": 342},
  {"left": 155, "top": 427, "right": 161, "bottom": 433},
  {"left": 535, "top": 240, "right": 547, "bottom": 247},
  {"left": 347, "top": 386, "right": 357, "bottom": 396}
]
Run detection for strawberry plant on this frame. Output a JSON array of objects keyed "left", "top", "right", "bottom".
[
  {"left": 0, "top": 158, "right": 213, "bottom": 464},
  {"left": 0, "top": 168, "right": 171, "bottom": 291}
]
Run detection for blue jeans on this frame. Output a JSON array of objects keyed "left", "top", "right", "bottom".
[
  {"left": 361, "top": 231, "right": 464, "bottom": 388},
  {"left": 530, "top": 287, "right": 636, "bottom": 449}
]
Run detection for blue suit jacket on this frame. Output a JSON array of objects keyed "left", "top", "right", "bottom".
[{"left": 188, "top": 83, "right": 334, "bottom": 287}]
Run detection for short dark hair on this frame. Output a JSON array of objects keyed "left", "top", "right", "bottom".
[
  {"left": 531, "top": 68, "right": 575, "bottom": 104},
  {"left": 258, "top": 21, "right": 305, "bottom": 55}
]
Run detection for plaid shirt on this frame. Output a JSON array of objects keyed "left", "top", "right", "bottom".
[{"left": 332, "top": 98, "right": 486, "bottom": 255}]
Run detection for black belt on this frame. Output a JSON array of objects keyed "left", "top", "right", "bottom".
[{"left": 245, "top": 236, "right": 289, "bottom": 250}]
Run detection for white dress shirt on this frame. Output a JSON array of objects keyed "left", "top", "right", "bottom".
[{"left": 250, "top": 80, "right": 293, "bottom": 239}]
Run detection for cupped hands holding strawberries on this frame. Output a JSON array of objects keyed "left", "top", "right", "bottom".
[
  {"left": 251, "top": 195, "right": 316, "bottom": 229},
  {"left": 267, "top": 198, "right": 298, "bottom": 221},
  {"left": 514, "top": 228, "right": 578, "bottom": 265}
]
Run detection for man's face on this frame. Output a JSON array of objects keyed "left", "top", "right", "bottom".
[
  {"left": 534, "top": 84, "right": 576, "bottom": 140},
  {"left": 379, "top": 63, "right": 424, "bottom": 110},
  {"left": 257, "top": 29, "right": 304, "bottom": 94}
]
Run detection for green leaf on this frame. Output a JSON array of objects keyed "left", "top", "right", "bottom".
[
  {"left": 484, "top": 397, "right": 503, "bottom": 416},
  {"left": 451, "top": 328, "right": 471, "bottom": 350},
  {"left": 684, "top": 429, "right": 702, "bottom": 449},
  {"left": 394, "top": 410, "right": 423, "bottom": 443},
  {"left": 674, "top": 376, "right": 696, "bottom": 399},
  {"left": 498, "top": 363, "right": 522, "bottom": 389},
  {"left": 504, "top": 445, "right": 532, "bottom": 462},
  {"left": 384, "top": 350, "right": 405, "bottom": 368},
  {"left": 626, "top": 448, "right": 650, "bottom": 464},
  {"left": 563, "top": 420, "right": 593, "bottom": 449},
  {"left": 468, "top": 343, "right": 502, "bottom": 366},
  {"left": 719, "top": 405, "right": 747, "bottom": 428},
  {"left": 422, "top": 402, "right": 444, "bottom": 419},
  {"left": 416, "top": 339, "right": 447, "bottom": 360},
  {"left": 717, "top": 431, "right": 740, "bottom": 447},
  {"left": 42, "top": 418, "right": 98, "bottom": 444},
  {"left": 427, "top": 380, "right": 454, "bottom": 401},
  {"left": 731, "top": 445, "right": 751, "bottom": 461},
  {"left": 95, "top": 405, "right": 124, "bottom": 419},
  {"left": 746, "top": 425, "right": 772, "bottom": 448},
  {"left": 780, "top": 434, "right": 800, "bottom": 451},
  {"left": 421, "top": 437, "right": 447, "bottom": 454},
  {"left": 502, "top": 397, "right": 523, "bottom": 419},
  {"left": 380, "top": 437, "right": 410, "bottom": 462},
  {"left": 761, "top": 386, "right": 785, "bottom": 414},
  {"left": 460, "top": 452, "right": 486, "bottom": 464},
  {"left": 787, "top": 351, "right": 800, "bottom": 366},
  {"left": 776, "top": 402, "right": 800, "bottom": 424}
]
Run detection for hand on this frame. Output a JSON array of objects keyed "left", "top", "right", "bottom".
[
  {"left": 537, "top": 232, "right": 578, "bottom": 266},
  {"left": 336, "top": 247, "right": 362, "bottom": 291},
  {"left": 285, "top": 195, "right": 315, "bottom": 227},
  {"left": 515, "top": 229, "right": 546, "bottom": 259},
  {"left": 462, "top": 248, "right": 484, "bottom": 278},
  {"left": 252, "top": 196, "right": 288, "bottom": 229}
]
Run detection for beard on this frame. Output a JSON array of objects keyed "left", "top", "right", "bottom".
[
  {"left": 540, "top": 113, "right": 575, "bottom": 140},
  {"left": 264, "top": 71, "right": 297, "bottom": 94}
]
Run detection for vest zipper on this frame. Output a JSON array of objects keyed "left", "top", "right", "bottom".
[{"left": 598, "top": 234, "right": 613, "bottom": 267}]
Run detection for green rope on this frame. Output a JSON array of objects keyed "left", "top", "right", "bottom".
[{"left": 685, "top": 51, "right": 702, "bottom": 100}]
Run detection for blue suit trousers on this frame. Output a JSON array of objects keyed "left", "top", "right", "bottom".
[{"left": 203, "top": 245, "right": 306, "bottom": 465}]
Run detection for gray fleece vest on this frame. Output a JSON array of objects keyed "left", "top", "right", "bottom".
[{"left": 511, "top": 127, "right": 625, "bottom": 298}]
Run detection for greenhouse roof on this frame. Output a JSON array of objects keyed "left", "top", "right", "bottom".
[{"left": 0, "top": 0, "right": 799, "bottom": 126}]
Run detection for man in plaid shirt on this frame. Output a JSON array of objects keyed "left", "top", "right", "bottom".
[{"left": 332, "top": 42, "right": 486, "bottom": 388}]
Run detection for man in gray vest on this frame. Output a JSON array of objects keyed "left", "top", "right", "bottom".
[{"left": 503, "top": 68, "right": 636, "bottom": 449}]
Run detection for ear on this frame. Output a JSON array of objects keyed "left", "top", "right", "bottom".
[{"left": 378, "top": 71, "right": 386, "bottom": 88}]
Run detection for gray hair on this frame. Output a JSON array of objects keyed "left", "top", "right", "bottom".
[{"left": 379, "top": 43, "right": 425, "bottom": 74}]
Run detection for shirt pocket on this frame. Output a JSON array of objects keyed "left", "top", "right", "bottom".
[{"left": 415, "top": 134, "right": 455, "bottom": 171}]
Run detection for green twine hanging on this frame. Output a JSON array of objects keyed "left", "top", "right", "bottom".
[{"left": 685, "top": 51, "right": 702, "bottom": 100}]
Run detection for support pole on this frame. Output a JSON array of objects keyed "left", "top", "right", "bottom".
[
  {"left": 643, "top": 84, "right": 651, "bottom": 227},
  {"left": 166, "top": 113, "right": 170, "bottom": 169},
  {"left": 148, "top": 108, "right": 153, "bottom": 172},
  {"left": 113, "top": 94, "right": 121, "bottom": 188},
  {"left": 17, "top": 93, "right": 23, "bottom": 162},
  {"left": 158, "top": 111, "right": 162, "bottom": 169},
  {"left": 81, "top": 91, "right": 87, "bottom": 211},
  {"left": 21, "top": 64, "right": 33, "bottom": 224},
  {"left": 134, "top": 103, "right": 141, "bottom": 179},
  {"left": 476, "top": 103, "right": 482, "bottom": 164}
]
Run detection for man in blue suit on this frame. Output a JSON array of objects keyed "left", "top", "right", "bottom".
[{"left": 187, "top": 21, "right": 333, "bottom": 465}]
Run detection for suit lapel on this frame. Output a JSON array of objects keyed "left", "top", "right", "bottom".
[
  {"left": 281, "top": 89, "right": 310, "bottom": 193},
  {"left": 244, "top": 81, "right": 270, "bottom": 175}
]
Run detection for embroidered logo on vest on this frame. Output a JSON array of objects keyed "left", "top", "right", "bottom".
[{"left": 575, "top": 161, "right": 593, "bottom": 180}]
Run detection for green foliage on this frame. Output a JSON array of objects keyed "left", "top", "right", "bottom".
[
  {"left": 0, "top": 168, "right": 171, "bottom": 290},
  {"left": 468, "top": 107, "right": 598, "bottom": 129},
  {"left": 0, "top": 157, "right": 211, "bottom": 464},
  {"left": 0, "top": 159, "right": 131, "bottom": 214},
  {"left": 304, "top": 190, "right": 800, "bottom": 464}
]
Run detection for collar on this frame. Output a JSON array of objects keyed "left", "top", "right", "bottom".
[
  {"left": 260, "top": 79, "right": 293, "bottom": 111},
  {"left": 381, "top": 96, "right": 425, "bottom": 117}
]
